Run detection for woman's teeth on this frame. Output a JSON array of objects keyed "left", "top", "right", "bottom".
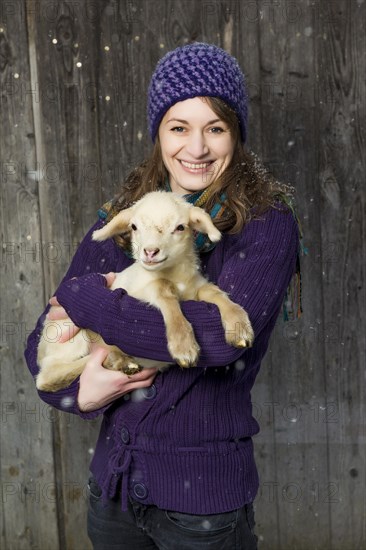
[{"left": 180, "top": 160, "right": 212, "bottom": 169}]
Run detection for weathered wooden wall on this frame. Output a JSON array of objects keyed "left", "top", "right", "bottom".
[{"left": 0, "top": 1, "right": 364, "bottom": 548}]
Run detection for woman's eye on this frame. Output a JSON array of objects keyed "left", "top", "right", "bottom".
[
  {"left": 176, "top": 224, "right": 185, "bottom": 232},
  {"left": 171, "top": 126, "right": 185, "bottom": 133},
  {"left": 209, "top": 127, "right": 224, "bottom": 133},
  {"left": 131, "top": 223, "right": 137, "bottom": 231}
]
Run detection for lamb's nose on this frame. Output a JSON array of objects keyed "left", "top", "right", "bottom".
[{"left": 144, "top": 248, "right": 160, "bottom": 260}]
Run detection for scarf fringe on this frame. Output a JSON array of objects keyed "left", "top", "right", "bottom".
[{"left": 274, "top": 192, "right": 307, "bottom": 322}]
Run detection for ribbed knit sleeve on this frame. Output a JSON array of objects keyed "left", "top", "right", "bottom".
[
  {"left": 24, "top": 220, "right": 128, "bottom": 419},
  {"left": 55, "top": 206, "right": 299, "bottom": 367}
]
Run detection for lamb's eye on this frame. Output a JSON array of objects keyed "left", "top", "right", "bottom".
[
  {"left": 176, "top": 224, "right": 185, "bottom": 232},
  {"left": 131, "top": 223, "right": 137, "bottom": 231}
]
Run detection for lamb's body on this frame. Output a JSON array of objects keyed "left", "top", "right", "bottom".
[
  {"left": 112, "top": 260, "right": 203, "bottom": 300},
  {"left": 36, "top": 192, "right": 254, "bottom": 392}
]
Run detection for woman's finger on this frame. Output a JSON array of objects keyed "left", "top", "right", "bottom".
[
  {"left": 57, "top": 322, "right": 81, "bottom": 343},
  {"left": 49, "top": 296, "right": 60, "bottom": 306},
  {"left": 127, "top": 376, "right": 159, "bottom": 391},
  {"left": 104, "top": 272, "right": 116, "bottom": 287},
  {"left": 87, "top": 346, "right": 109, "bottom": 366},
  {"left": 137, "top": 367, "right": 159, "bottom": 378},
  {"left": 47, "top": 306, "right": 68, "bottom": 320},
  {"left": 125, "top": 367, "right": 159, "bottom": 382}
]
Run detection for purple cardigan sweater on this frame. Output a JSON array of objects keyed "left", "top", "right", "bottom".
[{"left": 24, "top": 202, "right": 299, "bottom": 514}]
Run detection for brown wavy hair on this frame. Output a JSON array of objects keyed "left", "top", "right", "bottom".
[{"left": 111, "top": 97, "right": 294, "bottom": 235}]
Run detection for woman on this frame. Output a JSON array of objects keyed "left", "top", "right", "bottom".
[{"left": 25, "top": 43, "right": 301, "bottom": 549}]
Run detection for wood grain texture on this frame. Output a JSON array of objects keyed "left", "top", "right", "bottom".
[
  {"left": 314, "top": 1, "right": 366, "bottom": 548},
  {"left": 26, "top": 1, "right": 104, "bottom": 548},
  {"left": 0, "top": 0, "right": 364, "bottom": 548},
  {"left": 250, "top": 0, "right": 332, "bottom": 545},
  {"left": 0, "top": 1, "right": 59, "bottom": 548}
]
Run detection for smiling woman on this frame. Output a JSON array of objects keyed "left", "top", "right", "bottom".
[
  {"left": 111, "top": 92, "right": 292, "bottom": 237},
  {"left": 25, "top": 42, "right": 302, "bottom": 550},
  {"left": 159, "top": 97, "right": 234, "bottom": 194}
]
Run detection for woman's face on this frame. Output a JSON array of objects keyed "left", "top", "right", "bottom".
[{"left": 158, "top": 97, "right": 235, "bottom": 195}]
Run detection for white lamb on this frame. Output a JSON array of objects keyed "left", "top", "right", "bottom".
[{"left": 36, "top": 191, "right": 254, "bottom": 392}]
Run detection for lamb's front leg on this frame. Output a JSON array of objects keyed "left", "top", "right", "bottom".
[
  {"left": 146, "top": 279, "right": 200, "bottom": 368},
  {"left": 197, "top": 283, "right": 254, "bottom": 348}
]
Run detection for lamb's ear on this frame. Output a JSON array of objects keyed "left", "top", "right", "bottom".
[
  {"left": 189, "top": 206, "right": 221, "bottom": 242},
  {"left": 92, "top": 207, "right": 134, "bottom": 242}
]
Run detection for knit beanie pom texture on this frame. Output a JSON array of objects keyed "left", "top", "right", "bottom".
[{"left": 147, "top": 42, "right": 249, "bottom": 142}]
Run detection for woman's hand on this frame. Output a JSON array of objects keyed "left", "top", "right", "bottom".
[
  {"left": 47, "top": 272, "right": 116, "bottom": 343},
  {"left": 47, "top": 299, "right": 81, "bottom": 342},
  {"left": 77, "top": 346, "right": 159, "bottom": 412}
]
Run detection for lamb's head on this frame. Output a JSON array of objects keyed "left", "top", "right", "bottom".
[{"left": 92, "top": 191, "right": 221, "bottom": 271}]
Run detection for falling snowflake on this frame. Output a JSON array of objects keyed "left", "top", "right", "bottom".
[{"left": 60, "top": 396, "right": 74, "bottom": 408}]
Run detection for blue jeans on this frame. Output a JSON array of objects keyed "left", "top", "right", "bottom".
[{"left": 87, "top": 476, "right": 258, "bottom": 550}]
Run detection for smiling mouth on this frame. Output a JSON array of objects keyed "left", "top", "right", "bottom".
[
  {"left": 142, "top": 257, "right": 167, "bottom": 266},
  {"left": 179, "top": 160, "right": 214, "bottom": 170}
]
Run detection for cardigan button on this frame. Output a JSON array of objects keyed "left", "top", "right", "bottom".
[
  {"left": 133, "top": 483, "right": 148, "bottom": 499},
  {"left": 120, "top": 427, "right": 130, "bottom": 444},
  {"left": 141, "top": 384, "right": 156, "bottom": 400}
]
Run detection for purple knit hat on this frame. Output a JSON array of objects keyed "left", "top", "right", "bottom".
[{"left": 147, "top": 42, "right": 249, "bottom": 143}]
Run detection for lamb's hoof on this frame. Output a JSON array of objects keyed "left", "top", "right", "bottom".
[
  {"left": 177, "top": 358, "right": 196, "bottom": 369},
  {"left": 103, "top": 352, "right": 141, "bottom": 374},
  {"left": 122, "top": 363, "right": 143, "bottom": 376},
  {"left": 226, "top": 329, "right": 254, "bottom": 349},
  {"left": 224, "top": 309, "right": 254, "bottom": 349},
  {"left": 235, "top": 338, "right": 253, "bottom": 349},
  {"left": 171, "top": 346, "right": 200, "bottom": 369},
  {"left": 167, "top": 324, "right": 200, "bottom": 369}
]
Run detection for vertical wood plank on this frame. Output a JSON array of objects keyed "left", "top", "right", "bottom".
[
  {"left": 0, "top": 1, "right": 59, "bottom": 548},
  {"left": 26, "top": 1, "right": 104, "bottom": 547},
  {"left": 315, "top": 1, "right": 366, "bottom": 548},
  {"left": 251, "top": 0, "right": 331, "bottom": 547}
]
